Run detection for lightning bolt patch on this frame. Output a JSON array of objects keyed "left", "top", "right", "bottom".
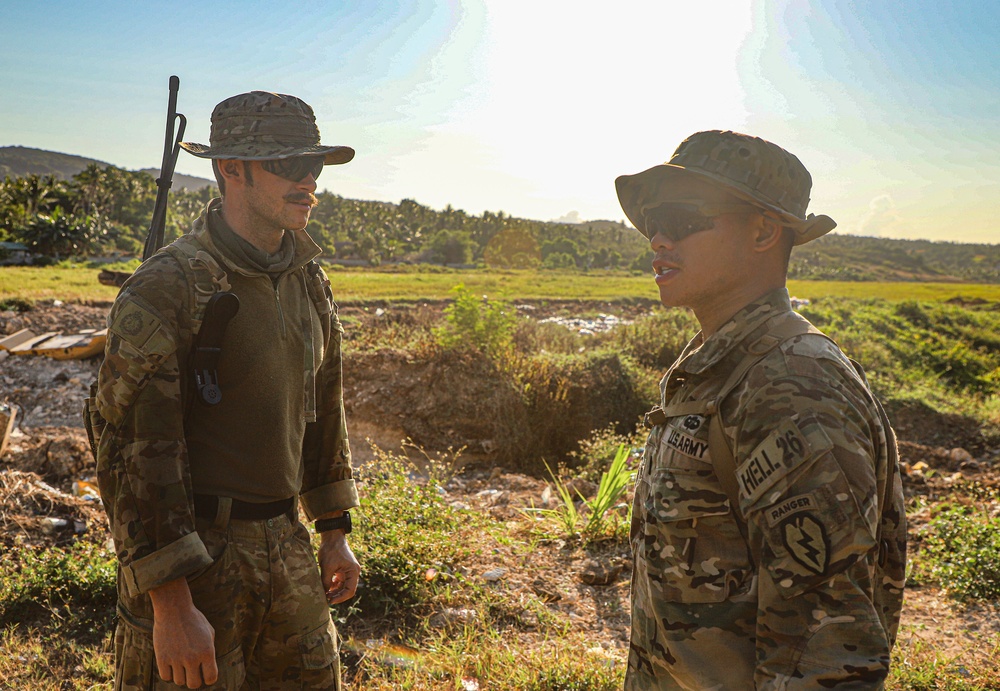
[{"left": 782, "top": 514, "right": 829, "bottom": 575}]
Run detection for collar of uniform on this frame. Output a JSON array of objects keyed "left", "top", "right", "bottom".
[
  {"left": 676, "top": 288, "right": 793, "bottom": 376},
  {"left": 189, "top": 198, "right": 322, "bottom": 277}
]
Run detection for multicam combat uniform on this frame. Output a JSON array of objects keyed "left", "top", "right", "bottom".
[
  {"left": 627, "top": 289, "right": 906, "bottom": 690},
  {"left": 94, "top": 200, "right": 357, "bottom": 689}
]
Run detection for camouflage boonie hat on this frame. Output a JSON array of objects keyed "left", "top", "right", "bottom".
[
  {"left": 616, "top": 130, "right": 835, "bottom": 245},
  {"left": 180, "top": 91, "right": 355, "bottom": 165}
]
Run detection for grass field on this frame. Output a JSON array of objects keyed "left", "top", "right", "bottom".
[{"left": 3, "top": 264, "right": 1000, "bottom": 304}]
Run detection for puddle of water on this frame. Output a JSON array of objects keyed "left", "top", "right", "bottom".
[{"left": 537, "top": 313, "right": 631, "bottom": 335}]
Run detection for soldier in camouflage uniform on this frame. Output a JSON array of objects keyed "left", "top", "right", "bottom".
[
  {"left": 615, "top": 131, "right": 906, "bottom": 689},
  {"left": 92, "top": 92, "right": 359, "bottom": 690}
]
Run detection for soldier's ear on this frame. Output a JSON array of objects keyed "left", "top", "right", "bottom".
[
  {"left": 752, "top": 213, "right": 786, "bottom": 253},
  {"left": 216, "top": 159, "right": 243, "bottom": 184}
]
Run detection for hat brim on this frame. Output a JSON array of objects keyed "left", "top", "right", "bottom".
[
  {"left": 616, "top": 164, "right": 835, "bottom": 246},
  {"left": 179, "top": 142, "right": 355, "bottom": 165}
]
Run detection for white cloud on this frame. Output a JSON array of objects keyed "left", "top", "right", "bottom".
[
  {"left": 552, "top": 210, "right": 583, "bottom": 224},
  {"left": 858, "top": 194, "right": 899, "bottom": 237}
]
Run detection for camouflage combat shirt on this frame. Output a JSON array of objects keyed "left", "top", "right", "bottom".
[
  {"left": 627, "top": 288, "right": 906, "bottom": 690},
  {"left": 95, "top": 199, "right": 358, "bottom": 598}
]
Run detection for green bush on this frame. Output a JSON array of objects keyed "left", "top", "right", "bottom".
[
  {"left": 610, "top": 308, "right": 698, "bottom": 370},
  {"left": 0, "top": 540, "right": 116, "bottom": 633},
  {"left": 435, "top": 283, "right": 518, "bottom": 358},
  {"left": 0, "top": 296, "right": 32, "bottom": 312},
  {"left": 343, "top": 449, "right": 480, "bottom": 616},
  {"left": 920, "top": 501, "right": 1000, "bottom": 602}
]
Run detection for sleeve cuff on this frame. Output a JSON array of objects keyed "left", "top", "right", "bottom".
[
  {"left": 120, "top": 531, "right": 213, "bottom": 597},
  {"left": 300, "top": 479, "right": 360, "bottom": 520}
]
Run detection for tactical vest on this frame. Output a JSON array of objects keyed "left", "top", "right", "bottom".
[{"left": 83, "top": 235, "right": 336, "bottom": 460}]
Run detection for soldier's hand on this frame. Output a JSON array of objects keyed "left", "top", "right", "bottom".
[
  {"left": 318, "top": 532, "right": 360, "bottom": 604},
  {"left": 149, "top": 578, "right": 218, "bottom": 689}
]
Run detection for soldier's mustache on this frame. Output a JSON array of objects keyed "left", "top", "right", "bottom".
[{"left": 285, "top": 193, "right": 318, "bottom": 207}]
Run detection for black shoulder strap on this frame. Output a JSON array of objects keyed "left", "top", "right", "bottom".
[
  {"left": 706, "top": 313, "right": 819, "bottom": 539},
  {"left": 191, "top": 292, "right": 240, "bottom": 406}
]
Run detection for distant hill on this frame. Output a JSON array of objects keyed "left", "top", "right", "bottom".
[{"left": 0, "top": 146, "right": 214, "bottom": 191}]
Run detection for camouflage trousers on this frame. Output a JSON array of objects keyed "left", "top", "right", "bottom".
[{"left": 114, "top": 505, "right": 341, "bottom": 690}]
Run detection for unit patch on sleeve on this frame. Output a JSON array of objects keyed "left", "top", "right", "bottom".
[
  {"left": 110, "top": 299, "right": 162, "bottom": 351},
  {"left": 781, "top": 513, "right": 829, "bottom": 575}
]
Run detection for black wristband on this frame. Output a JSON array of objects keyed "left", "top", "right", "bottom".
[{"left": 315, "top": 511, "right": 352, "bottom": 534}]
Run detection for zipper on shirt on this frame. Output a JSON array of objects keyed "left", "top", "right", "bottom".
[{"left": 273, "top": 283, "right": 287, "bottom": 337}]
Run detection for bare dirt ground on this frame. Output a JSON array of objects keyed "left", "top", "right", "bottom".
[{"left": 3, "top": 301, "right": 1000, "bottom": 673}]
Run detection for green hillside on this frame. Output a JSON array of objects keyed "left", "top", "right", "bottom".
[
  {"left": 0, "top": 146, "right": 114, "bottom": 180},
  {"left": 0, "top": 146, "right": 213, "bottom": 190},
  {"left": 789, "top": 234, "right": 1000, "bottom": 283}
]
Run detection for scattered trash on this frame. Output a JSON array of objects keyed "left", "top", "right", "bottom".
[
  {"left": 72, "top": 478, "right": 101, "bottom": 502},
  {"left": 41, "top": 517, "right": 87, "bottom": 535},
  {"left": 0, "top": 403, "right": 17, "bottom": 459},
  {"left": 0, "top": 328, "right": 107, "bottom": 360},
  {"left": 461, "top": 677, "right": 481, "bottom": 691}
]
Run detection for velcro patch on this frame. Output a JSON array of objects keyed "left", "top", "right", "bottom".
[
  {"left": 765, "top": 493, "right": 817, "bottom": 527},
  {"left": 110, "top": 301, "right": 162, "bottom": 351},
  {"left": 781, "top": 513, "right": 829, "bottom": 575},
  {"left": 737, "top": 417, "right": 821, "bottom": 505},
  {"left": 662, "top": 425, "right": 709, "bottom": 461}
]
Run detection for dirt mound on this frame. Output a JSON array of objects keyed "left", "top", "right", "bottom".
[
  {"left": 0, "top": 301, "right": 110, "bottom": 336},
  {"left": 888, "top": 399, "right": 993, "bottom": 455},
  {"left": 345, "top": 348, "right": 647, "bottom": 467}
]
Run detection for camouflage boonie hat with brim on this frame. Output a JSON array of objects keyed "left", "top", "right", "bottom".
[
  {"left": 179, "top": 91, "right": 355, "bottom": 165},
  {"left": 616, "top": 130, "right": 835, "bottom": 245}
]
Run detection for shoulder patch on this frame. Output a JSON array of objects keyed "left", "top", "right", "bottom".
[
  {"left": 110, "top": 300, "right": 163, "bottom": 351},
  {"left": 737, "top": 416, "right": 832, "bottom": 505},
  {"left": 765, "top": 492, "right": 817, "bottom": 526},
  {"left": 781, "top": 513, "right": 829, "bottom": 575}
]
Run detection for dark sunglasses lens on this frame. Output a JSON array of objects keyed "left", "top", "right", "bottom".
[
  {"left": 644, "top": 206, "right": 714, "bottom": 241},
  {"left": 262, "top": 156, "right": 325, "bottom": 182}
]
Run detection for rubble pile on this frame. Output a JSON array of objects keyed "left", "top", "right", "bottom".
[{"left": 0, "top": 301, "right": 109, "bottom": 336}]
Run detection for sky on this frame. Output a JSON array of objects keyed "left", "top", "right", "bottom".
[{"left": 1, "top": 0, "right": 998, "bottom": 243}]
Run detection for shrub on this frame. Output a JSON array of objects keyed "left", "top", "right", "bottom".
[
  {"left": 0, "top": 540, "right": 116, "bottom": 634},
  {"left": 506, "top": 349, "right": 653, "bottom": 470},
  {"left": 920, "top": 500, "right": 1000, "bottom": 602},
  {"left": 0, "top": 296, "right": 32, "bottom": 312},
  {"left": 435, "top": 284, "right": 518, "bottom": 359},
  {"left": 341, "top": 449, "right": 480, "bottom": 616}
]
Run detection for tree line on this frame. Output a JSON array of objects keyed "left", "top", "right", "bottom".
[
  {"left": 0, "top": 165, "right": 646, "bottom": 269},
  {"left": 1, "top": 164, "right": 997, "bottom": 282}
]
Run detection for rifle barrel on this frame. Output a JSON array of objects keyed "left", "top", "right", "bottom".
[{"left": 142, "top": 76, "right": 184, "bottom": 262}]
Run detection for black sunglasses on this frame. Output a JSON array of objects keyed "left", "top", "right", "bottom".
[
  {"left": 261, "top": 156, "right": 325, "bottom": 182},
  {"left": 643, "top": 202, "right": 756, "bottom": 241}
]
